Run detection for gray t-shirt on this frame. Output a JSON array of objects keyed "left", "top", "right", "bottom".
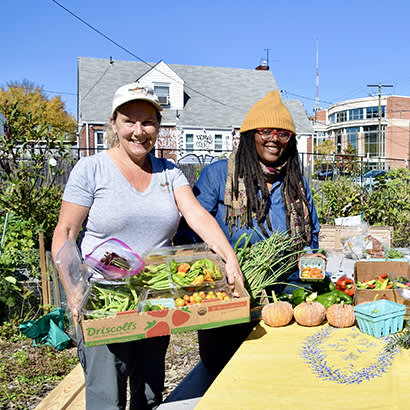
[{"left": 63, "top": 151, "right": 189, "bottom": 257}]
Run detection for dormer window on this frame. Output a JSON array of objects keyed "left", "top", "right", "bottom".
[{"left": 154, "top": 83, "right": 170, "bottom": 107}]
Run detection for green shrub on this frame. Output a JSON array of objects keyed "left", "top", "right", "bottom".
[
  {"left": 314, "top": 169, "right": 410, "bottom": 248},
  {"left": 313, "top": 176, "right": 367, "bottom": 224},
  {"left": 0, "top": 213, "right": 41, "bottom": 323},
  {"left": 365, "top": 168, "right": 410, "bottom": 247}
]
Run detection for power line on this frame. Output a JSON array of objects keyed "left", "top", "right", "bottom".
[{"left": 50, "top": 0, "right": 237, "bottom": 111}]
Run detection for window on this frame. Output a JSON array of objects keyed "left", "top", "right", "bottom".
[
  {"left": 314, "top": 131, "right": 326, "bottom": 149},
  {"left": 185, "top": 134, "right": 194, "bottom": 152},
  {"left": 366, "top": 106, "right": 385, "bottom": 119},
  {"left": 363, "top": 125, "right": 379, "bottom": 156},
  {"left": 336, "top": 111, "right": 347, "bottom": 123},
  {"left": 95, "top": 131, "right": 105, "bottom": 152},
  {"left": 214, "top": 134, "right": 223, "bottom": 152},
  {"left": 154, "top": 83, "right": 170, "bottom": 107},
  {"left": 346, "top": 127, "right": 359, "bottom": 151},
  {"left": 336, "top": 133, "right": 342, "bottom": 153},
  {"left": 349, "top": 108, "right": 363, "bottom": 121},
  {"left": 329, "top": 113, "right": 335, "bottom": 124}
]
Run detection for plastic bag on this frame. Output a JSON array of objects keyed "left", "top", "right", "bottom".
[
  {"left": 19, "top": 307, "right": 71, "bottom": 351},
  {"left": 55, "top": 238, "right": 91, "bottom": 316},
  {"left": 84, "top": 238, "right": 145, "bottom": 280},
  {"left": 341, "top": 223, "right": 387, "bottom": 260}
]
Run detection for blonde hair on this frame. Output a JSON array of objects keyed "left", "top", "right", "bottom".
[{"left": 104, "top": 121, "right": 119, "bottom": 148}]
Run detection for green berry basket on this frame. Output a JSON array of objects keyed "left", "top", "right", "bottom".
[{"left": 354, "top": 300, "right": 406, "bottom": 338}]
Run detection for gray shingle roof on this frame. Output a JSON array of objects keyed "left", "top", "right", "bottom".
[
  {"left": 78, "top": 57, "right": 311, "bottom": 134},
  {"left": 285, "top": 100, "right": 314, "bottom": 135}
]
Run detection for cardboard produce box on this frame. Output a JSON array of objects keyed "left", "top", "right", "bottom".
[
  {"left": 56, "top": 239, "right": 250, "bottom": 347},
  {"left": 354, "top": 261, "right": 410, "bottom": 314},
  {"left": 80, "top": 279, "right": 249, "bottom": 347}
]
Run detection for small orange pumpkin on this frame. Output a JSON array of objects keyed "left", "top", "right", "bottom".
[
  {"left": 293, "top": 301, "right": 326, "bottom": 326},
  {"left": 261, "top": 292, "right": 293, "bottom": 327},
  {"left": 326, "top": 303, "right": 355, "bottom": 328}
]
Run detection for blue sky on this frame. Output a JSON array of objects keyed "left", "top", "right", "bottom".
[{"left": 3, "top": 0, "right": 410, "bottom": 118}]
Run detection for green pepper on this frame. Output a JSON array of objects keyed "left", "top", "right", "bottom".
[
  {"left": 332, "top": 289, "right": 353, "bottom": 304},
  {"left": 169, "top": 259, "right": 177, "bottom": 274},
  {"left": 202, "top": 258, "right": 215, "bottom": 270},
  {"left": 316, "top": 290, "right": 352, "bottom": 308},
  {"left": 316, "top": 291, "right": 340, "bottom": 309},
  {"left": 213, "top": 265, "right": 222, "bottom": 280},
  {"left": 290, "top": 288, "right": 309, "bottom": 306},
  {"left": 190, "top": 259, "right": 205, "bottom": 270}
]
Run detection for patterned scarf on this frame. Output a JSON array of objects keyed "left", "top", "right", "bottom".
[
  {"left": 224, "top": 152, "right": 248, "bottom": 234},
  {"left": 224, "top": 152, "right": 312, "bottom": 247}
]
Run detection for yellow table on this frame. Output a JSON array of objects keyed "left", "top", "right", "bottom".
[{"left": 196, "top": 322, "right": 410, "bottom": 410}]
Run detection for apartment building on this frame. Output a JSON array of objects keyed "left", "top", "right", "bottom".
[{"left": 313, "top": 95, "right": 410, "bottom": 169}]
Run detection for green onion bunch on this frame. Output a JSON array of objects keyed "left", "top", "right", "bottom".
[{"left": 235, "top": 230, "right": 304, "bottom": 305}]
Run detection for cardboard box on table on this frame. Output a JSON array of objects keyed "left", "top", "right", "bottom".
[
  {"left": 80, "top": 279, "right": 249, "bottom": 347},
  {"left": 354, "top": 260, "right": 410, "bottom": 315}
]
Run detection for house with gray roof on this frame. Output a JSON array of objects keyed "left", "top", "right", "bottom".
[{"left": 78, "top": 57, "right": 313, "bottom": 163}]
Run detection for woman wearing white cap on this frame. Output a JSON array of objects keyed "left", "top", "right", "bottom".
[{"left": 52, "top": 82, "right": 242, "bottom": 409}]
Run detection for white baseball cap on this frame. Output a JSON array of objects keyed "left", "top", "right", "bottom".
[{"left": 111, "top": 82, "right": 163, "bottom": 116}]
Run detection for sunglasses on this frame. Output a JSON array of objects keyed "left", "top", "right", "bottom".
[{"left": 256, "top": 129, "right": 293, "bottom": 143}]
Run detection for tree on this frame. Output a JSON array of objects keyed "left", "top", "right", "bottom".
[
  {"left": 335, "top": 144, "right": 361, "bottom": 176},
  {"left": 314, "top": 139, "right": 336, "bottom": 173},
  {"left": 0, "top": 81, "right": 76, "bottom": 246}
]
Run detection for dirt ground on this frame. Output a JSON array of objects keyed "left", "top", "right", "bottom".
[{"left": 1, "top": 331, "right": 199, "bottom": 409}]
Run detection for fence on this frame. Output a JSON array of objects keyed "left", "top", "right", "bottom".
[{"left": 64, "top": 147, "right": 408, "bottom": 187}]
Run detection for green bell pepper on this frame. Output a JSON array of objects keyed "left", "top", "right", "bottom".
[
  {"left": 290, "top": 288, "right": 309, "bottom": 306},
  {"left": 316, "top": 289, "right": 353, "bottom": 308},
  {"left": 316, "top": 291, "right": 340, "bottom": 309}
]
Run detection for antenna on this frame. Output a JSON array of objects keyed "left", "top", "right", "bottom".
[
  {"left": 264, "top": 48, "right": 271, "bottom": 67},
  {"left": 314, "top": 40, "right": 320, "bottom": 112}
]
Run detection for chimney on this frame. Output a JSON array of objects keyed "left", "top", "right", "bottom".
[{"left": 255, "top": 59, "right": 269, "bottom": 71}]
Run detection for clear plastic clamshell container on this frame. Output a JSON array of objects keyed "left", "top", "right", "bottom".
[
  {"left": 137, "top": 288, "right": 177, "bottom": 312},
  {"left": 299, "top": 256, "right": 326, "bottom": 281},
  {"left": 167, "top": 254, "right": 227, "bottom": 290},
  {"left": 82, "top": 278, "right": 143, "bottom": 319},
  {"left": 141, "top": 243, "right": 212, "bottom": 265},
  {"left": 173, "top": 283, "right": 233, "bottom": 307}
]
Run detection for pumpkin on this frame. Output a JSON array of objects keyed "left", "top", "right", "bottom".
[
  {"left": 326, "top": 303, "right": 356, "bottom": 328},
  {"left": 293, "top": 301, "right": 326, "bottom": 326},
  {"left": 261, "top": 294, "right": 293, "bottom": 327}
]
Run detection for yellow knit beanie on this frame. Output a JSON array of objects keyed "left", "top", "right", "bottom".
[{"left": 239, "top": 91, "right": 296, "bottom": 134}]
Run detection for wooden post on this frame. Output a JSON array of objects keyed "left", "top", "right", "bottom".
[{"left": 39, "top": 232, "right": 50, "bottom": 310}]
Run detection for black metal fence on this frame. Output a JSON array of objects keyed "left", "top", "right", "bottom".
[{"left": 64, "top": 147, "right": 408, "bottom": 187}]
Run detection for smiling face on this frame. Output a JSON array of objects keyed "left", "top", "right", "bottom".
[
  {"left": 254, "top": 129, "right": 289, "bottom": 166},
  {"left": 110, "top": 100, "right": 160, "bottom": 163}
]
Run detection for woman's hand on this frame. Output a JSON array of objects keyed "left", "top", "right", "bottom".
[{"left": 224, "top": 256, "right": 244, "bottom": 290}]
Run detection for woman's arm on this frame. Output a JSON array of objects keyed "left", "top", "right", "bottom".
[
  {"left": 174, "top": 185, "right": 243, "bottom": 287},
  {"left": 51, "top": 201, "right": 90, "bottom": 261}
]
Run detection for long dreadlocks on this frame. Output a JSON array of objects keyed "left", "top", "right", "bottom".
[{"left": 233, "top": 130, "right": 312, "bottom": 244}]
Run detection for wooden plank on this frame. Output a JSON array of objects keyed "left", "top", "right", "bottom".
[
  {"left": 34, "top": 363, "right": 85, "bottom": 410},
  {"left": 39, "top": 231, "right": 50, "bottom": 309},
  {"left": 64, "top": 388, "right": 85, "bottom": 410}
]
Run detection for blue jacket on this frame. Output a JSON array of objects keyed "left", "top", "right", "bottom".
[{"left": 192, "top": 159, "right": 320, "bottom": 250}]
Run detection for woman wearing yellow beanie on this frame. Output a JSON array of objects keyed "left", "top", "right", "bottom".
[{"left": 168, "top": 91, "right": 322, "bottom": 400}]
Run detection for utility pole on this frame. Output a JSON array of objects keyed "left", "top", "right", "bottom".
[{"left": 367, "top": 83, "right": 393, "bottom": 168}]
